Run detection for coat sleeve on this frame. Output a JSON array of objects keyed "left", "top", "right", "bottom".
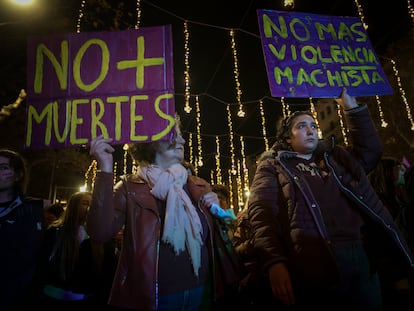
[
  {"left": 87, "top": 172, "right": 126, "bottom": 242},
  {"left": 343, "top": 104, "right": 383, "bottom": 173},
  {"left": 247, "top": 158, "right": 288, "bottom": 272}
]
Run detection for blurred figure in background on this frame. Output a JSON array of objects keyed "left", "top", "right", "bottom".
[
  {"left": 368, "top": 157, "right": 414, "bottom": 309},
  {"left": 212, "top": 183, "right": 237, "bottom": 239},
  {"left": 0, "top": 148, "right": 45, "bottom": 311},
  {"left": 43, "top": 202, "right": 65, "bottom": 228},
  {"left": 37, "top": 191, "right": 117, "bottom": 310}
]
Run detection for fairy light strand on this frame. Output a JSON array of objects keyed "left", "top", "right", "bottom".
[
  {"left": 336, "top": 103, "right": 349, "bottom": 145},
  {"left": 228, "top": 169, "right": 235, "bottom": 210},
  {"left": 188, "top": 132, "right": 195, "bottom": 172},
  {"left": 281, "top": 97, "right": 291, "bottom": 119},
  {"left": 375, "top": 95, "right": 388, "bottom": 128},
  {"left": 236, "top": 159, "right": 244, "bottom": 209},
  {"left": 390, "top": 59, "right": 414, "bottom": 130},
  {"left": 84, "top": 160, "right": 97, "bottom": 191},
  {"left": 215, "top": 135, "right": 222, "bottom": 184},
  {"left": 123, "top": 144, "right": 129, "bottom": 175},
  {"left": 240, "top": 135, "right": 250, "bottom": 200},
  {"left": 76, "top": 0, "right": 86, "bottom": 33},
  {"left": 183, "top": 21, "right": 192, "bottom": 113},
  {"left": 226, "top": 104, "right": 237, "bottom": 174},
  {"left": 354, "top": 0, "right": 368, "bottom": 29},
  {"left": 284, "top": 0, "right": 295, "bottom": 9},
  {"left": 407, "top": 0, "right": 414, "bottom": 23},
  {"left": 259, "top": 100, "right": 269, "bottom": 150},
  {"left": 230, "top": 29, "right": 245, "bottom": 118},
  {"left": 309, "top": 97, "right": 323, "bottom": 139},
  {"left": 113, "top": 162, "right": 118, "bottom": 185},
  {"left": 135, "top": 0, "right": 142, "bottom": 29},
  {"left": 195, "top": 96, "right": 204, "bottom": 166}
]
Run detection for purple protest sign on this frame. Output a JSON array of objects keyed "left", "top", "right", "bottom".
[
  {"left": 25, "top": 25, "right": 175, "bottom": 149},
  {"left": 257, "top": 9, "right": 393, "bottom": 98}
]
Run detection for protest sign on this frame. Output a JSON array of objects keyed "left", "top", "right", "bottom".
[
  {"left": 257, "top": 9, "right": 393, "bottom": 98},
  {"left": 25, "top": 25, "right": 175, "bottom": 149}
]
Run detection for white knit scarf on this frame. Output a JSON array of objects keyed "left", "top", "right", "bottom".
[{"left": 137, "top": 163, "right": 203, "bottom": 276}]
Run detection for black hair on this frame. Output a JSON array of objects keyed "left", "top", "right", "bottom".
[{"left": 0, "top": 148, "right": 27, "bottom": 195}]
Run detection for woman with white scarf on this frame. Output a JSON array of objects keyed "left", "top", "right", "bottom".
[{"left": 87, "top": 118, "right": 240, "bottom": 311}]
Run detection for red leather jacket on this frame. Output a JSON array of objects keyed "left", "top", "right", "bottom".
[{"left": 87, "top": 172, "right": 239, "bottom": 310}]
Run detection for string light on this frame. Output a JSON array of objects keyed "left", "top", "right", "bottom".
[
  {"left": 76, "top": 0, "right": 86, "bottom": 33},
  {"left": 309, "top": 97, "right": 323, "bottom": 139},
  {"left": 195, "top": 96, "right": 204, "bottom": 166},
  {"left": 375, "top": 95, "right": 388, "bottom": 128},
  {"left": 188, "top": 132, "right": 196, "bottom": 174},
  {"left": 407, "top": 0, "right": 414, "bottom": 23},
  {"left": 113, "top": 162, "right": 118, "bottom": 185},
  {"left": 284, "top": 0, "right": 295, "bottom": 9},
  {"left": 183, "top": 21, "right": 192, "bottom": 113},
  {"left": 236, "top": 159, "right": 243, "bottom": 210},
  {"left": 228, "top": 171, "right": 235, "bottom": 210},
  {"left": 390, "top": 59, "right": 414, "bottom": 130},
  {"left": 226, "top": 104, "right": 237, "bottom": 175},
  {"left": 259, "top": 100, "right": 269, "bottom": 150},
  {"left": 230, "top": 29, "right": 245, "bottom": 118},
  {"left": 215, "top": 135, "right": 222, "bottom": 184},
  {"left": 353, "top": 0, "right": 368, "bottom": 29},
  {"left": 240, "top": 135, "right": 250, "bottom": 200},
  {"left": 123, "top": 144, "right": 129, "bottom": 175},
  {"left": 135, "top": 0, "right": 142, "bottom": 29},
  {"left": 83, "top": 160, "right": 97, "bottom": 191},
  {"left": 336, "top": 103, "right": 349, "bottom": 145},
  {"left": 281, "top": 97, "right": 291, "bottom": 119}
]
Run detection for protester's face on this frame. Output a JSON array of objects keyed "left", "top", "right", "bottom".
[
  {"left": 155, "top": 125, "right": 186, "bottom": 169},
  {"left": 0, "top": 156, "right": 17, "bottom": 191},
  {"left": 287, "top": 114, "right": 318, "bottom": 155}
]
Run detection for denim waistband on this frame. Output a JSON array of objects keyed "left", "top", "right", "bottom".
[{"left": 44, "top": 284, "right": 92, "bottom": 301}]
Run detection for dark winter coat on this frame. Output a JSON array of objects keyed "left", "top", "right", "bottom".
[
  {"left": 0, "top": 196, "right": 44, "bottom": 310},
  {"left": 248, "top": 105, "right": 414, "bottom": 289}
]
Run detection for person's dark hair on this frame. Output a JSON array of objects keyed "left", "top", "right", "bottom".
[
  {"left": 51, "top": 191, "right": 92, "bottom": 280},
  {"left": 0, "top": 148, "right": 27, "bottom": 195},
  {"left": 44, "top": 202, "right": 65, "bottom": 219},
  {"left": 211, "top": 184, "right": 230, "bottom": 200}
]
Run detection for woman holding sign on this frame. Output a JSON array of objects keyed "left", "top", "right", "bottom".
[
  {"left": 87, "top": 116, "right": 241, "bottom": 311},
  {"left": 247, "top": 88, "right": 414, "bottom": 310}
]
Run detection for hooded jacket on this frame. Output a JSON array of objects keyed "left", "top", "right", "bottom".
[{"left": 248, "top": 105, "right": 414, "bottom": 288}]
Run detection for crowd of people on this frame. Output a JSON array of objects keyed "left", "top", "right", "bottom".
[{"left": 1, "top": 88, "right": 414, "bottom": 310}]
